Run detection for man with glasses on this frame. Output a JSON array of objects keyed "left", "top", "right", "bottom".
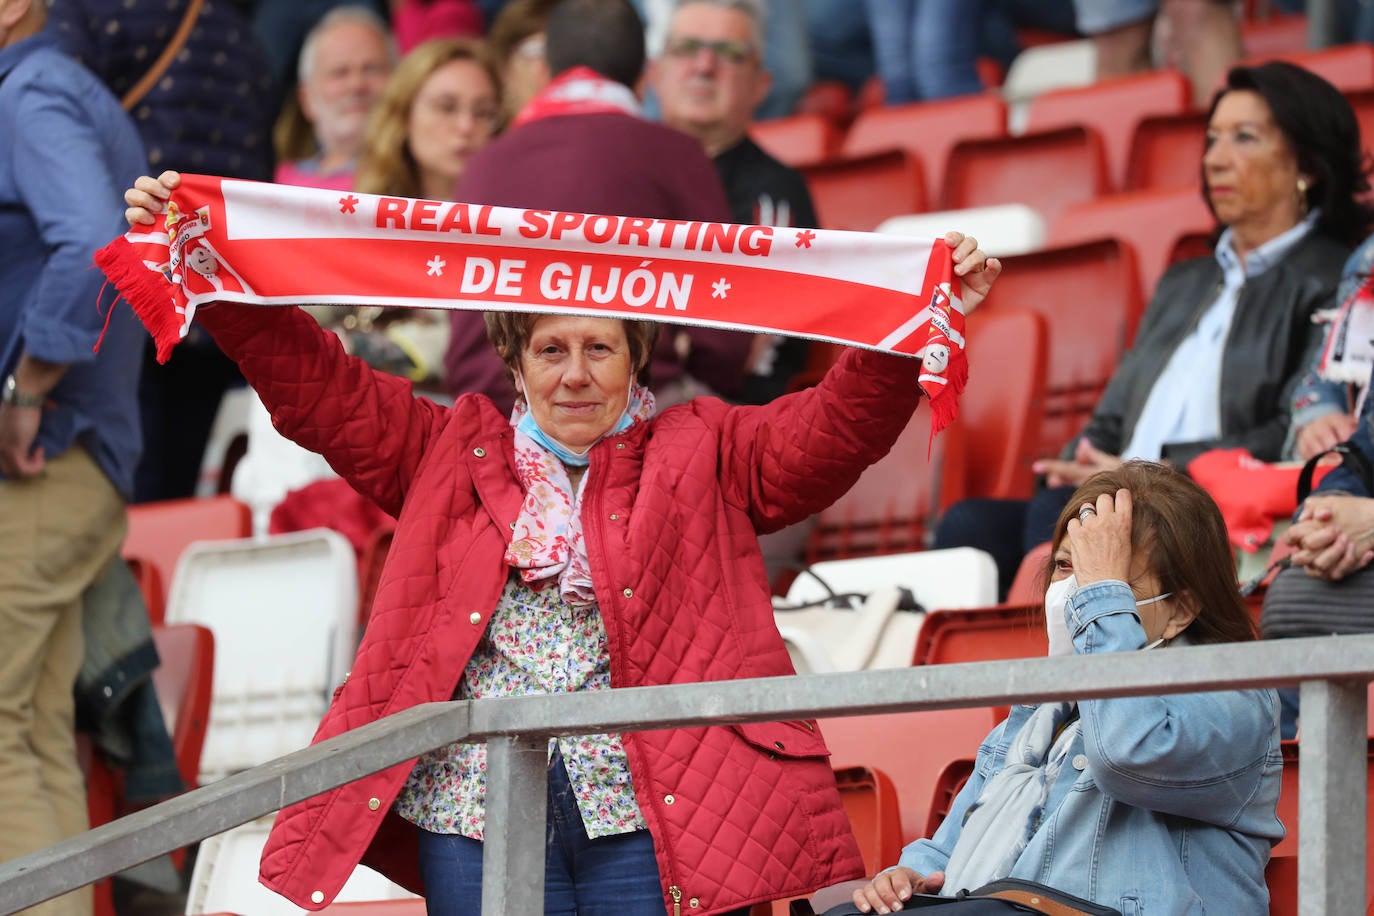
[{"left": 653, "top": 0, "right": 817, "bottom": 405}]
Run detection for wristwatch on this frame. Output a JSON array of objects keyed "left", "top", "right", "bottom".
[{"left": 2, "top": 374, "right": 45, "bottom": 409}]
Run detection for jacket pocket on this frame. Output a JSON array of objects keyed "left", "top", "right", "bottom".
[{"left": 732, "top": 720, "right": 830, "bottom": 759}]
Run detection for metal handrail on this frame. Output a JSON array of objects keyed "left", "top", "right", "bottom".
[{"left": 2, "top": 633, "right": 1372, "bottom": 914}]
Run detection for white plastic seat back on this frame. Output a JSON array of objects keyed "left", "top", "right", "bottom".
[
  {"left": 878, "top": 205, "right": 1046, "bottom": 257},
  {"left": 165, "top": 529, "right": 358, "bottom": 783},
  {"left": 185, "top": 817, "right": 417, "bottom": 915},
  {"left": 230, "top": 388, "right": 337, "bottom": 537},
  {"left": 1001, "top": 38, "right": 1097, "bottom": 105},
  {"left": 776, "top": 549, "right": 999, "bottom": 673}
]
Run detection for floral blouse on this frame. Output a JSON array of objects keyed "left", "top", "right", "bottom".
[{"left": 394, "top": 573, "right": 647, "bottom": 839}]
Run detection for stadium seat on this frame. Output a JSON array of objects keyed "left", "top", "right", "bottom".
[
  {"left": 1124, "top": 111, "right": 1207, "bottom": 192},
  {"left": 748, "top": 112, "right": 843, "bottom": 169},
  {"left": 152, "top": 623, "right": 215, "bottom": 791},
  {"left": 1271, "top": 739, "right": 1374, "bottom": 907},
  {"left": 1008, "top": 542, "right": 1052, "bottom": 605},
  {"left": 164, "top": 529, "right": 358, "bottom": 783},
  {"left": 123, "top": 495, "right": 253, "bottom": 613},
  {"left": 983, "top": 240, "right": 1143, "bottom": 459},
  {"left": 1170, "top": 230, "right": 1214, "bottom": 265},
  {"left": 911, "top": 603, "right": 1046, "bottom": 666},
  {"left": 878, "top": 204, "right": 1046, "bottom": 258},
  {"left": 1240, "top": 14, "right": 1309, "bottom": 59},
  {"left": 1024, "top": 69, "right": 1193, "bottom": 190},
  {"left": 833, "top": 765, "right": 903, "bottom": 873},
  {"left": 818, "top": 707, "right": 994, "bottom": 847},
  {"left": 961, "top": 309, "right": 1049, "bottom": 500},
  {"left": 1049, "top": 187, "right": 1215, "bottom": 306},
  {"left": 805, "top": 403, "right": 968, "bottom": 562},
  {"left": 800, "top": 150, "right": 927, "bottom": 231},
  {"left": 1242, "top": 42, "right": 1374, "bottom": 94},
  {"left": 1266, "top": 854, "right": 1297, "bottom": 916},
  {"left": 1000, "top": 38, "right": 1096, "bottom": 103},
  {"left": 841, "top": 93, "right": 1008, "bottom": 209},
  {"left": 943, "top": 126, "right": 1109, "bottom": 225},
  {"left": 923, "top": 757, "right": 976, "bottom": 839}
]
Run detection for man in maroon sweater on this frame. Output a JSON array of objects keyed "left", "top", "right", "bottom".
[{"left": 443, "top": 0, "right": 752, "bottom": 413}]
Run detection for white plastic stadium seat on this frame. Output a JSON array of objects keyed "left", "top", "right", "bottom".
[
  {"left": 164, "top": 529, "right": 358, "bottom": 783},
  {"left": 878, "top": 204, "right": 1046, "bottom": 258}
]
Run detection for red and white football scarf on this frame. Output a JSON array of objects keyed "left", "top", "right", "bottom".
[
  {"left": 1318, "top": 268, "right": 1374, "bottom": 390},
  {"left": 509, "top": 65, "right": 640, "bottom": 129},
  {"left": 94, "top": 174, "right": 968, "bottom": 433}
]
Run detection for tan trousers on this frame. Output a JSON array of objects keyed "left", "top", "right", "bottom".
[{"left": 0, "top": 446, "right": 127, "bottom": 916}]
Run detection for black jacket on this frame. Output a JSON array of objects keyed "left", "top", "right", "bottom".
[{"left": 1077, "top": 232, "right": 1351, "bottom": 468}]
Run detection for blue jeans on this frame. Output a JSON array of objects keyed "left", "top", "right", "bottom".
[
  {"left": 862, "top": 0, "right": 986, "bottom": 102},
  {"left": 416, "top": 751, "right": 751, "bottom": 915}
]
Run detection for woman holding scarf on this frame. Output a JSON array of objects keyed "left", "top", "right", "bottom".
[{"left": 123, "top": 169, "right": 1001, "bottom": 915}]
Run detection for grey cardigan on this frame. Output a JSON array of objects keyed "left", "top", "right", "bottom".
[{"left": 1074, "top": 232, "right": 1350, "bottom": 468}]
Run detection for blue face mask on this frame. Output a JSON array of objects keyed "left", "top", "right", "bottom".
[{"left": 515, "top": 400, "right": 635, "bottom": 467}]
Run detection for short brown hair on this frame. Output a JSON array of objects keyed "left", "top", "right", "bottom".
[
  {"left": 1044, "top": 461, "right": 1257, "bottom": 645},
  {"left": 489, "top": 0, "right": 561, "bottom": 66},
  {"left": 483, "top": 312, "right": 659, "bottom": 395}
]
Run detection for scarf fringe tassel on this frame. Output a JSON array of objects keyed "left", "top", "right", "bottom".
[{"left": 94, "top": 236, "right": 184, "bottom": 364}]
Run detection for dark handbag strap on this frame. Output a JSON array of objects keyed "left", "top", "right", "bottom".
[
  {"left": 120, "top": 0, "right": 204, "bottom": 111},
  {"left": 1297, "top": 440, "right": 1374, "bottom": 503},
  {"left": 979, "top": 889, "right": 1099, "bottom": 916}
]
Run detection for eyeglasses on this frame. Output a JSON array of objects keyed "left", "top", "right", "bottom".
[{"left": 663, "top": 36, "right": 756, "bottom": 65}]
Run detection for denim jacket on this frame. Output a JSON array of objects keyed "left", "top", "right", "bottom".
[
  {"left": 1287, "top": 238, "right": 1374, "bottom": 456},
  {"left": 898, "top": 581, "right": 1283, "bottom": 915}
]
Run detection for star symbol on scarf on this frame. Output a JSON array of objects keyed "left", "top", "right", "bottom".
[
  {"left": 339, "top": 195, "right": 359, "bottom": 214},
  {"left": 794, "top": 229, "right": 816, "bottom": 249},
  {"left": 426, "top": 255, "right": 447, "bottom": 277},
  {"left": 712, "top": 278, "right": 731, "bottom": 299}
]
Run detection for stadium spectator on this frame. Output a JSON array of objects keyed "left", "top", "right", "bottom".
[
  {"left": 49, "top": 0, "right": 277, "bottom": 502},
  {"left": 935, "top": 62, "right": 1372, "bottom": 596},
  {"left": 485, "top": 0, "right": 559, "bottom": 121},
  {"left": 390, "top": 0, "right": 482, "bottom": 55},
  {"left": 1286, "top": 233, "right": 1374, "bottom": 460},
  {"left": 652, "top": 0, "right": 818, "bottom": 404},
  {"left": 126, "top": 172, "right": 1003, "bottom": 916},
  {"left": 442, "top": 0, "right": 753, "bottom": 414},
  {"left": 847, "top": 463, "right": 1281, "bottom": 915},
  {"left": 862, "top": 0, "right": 987, "bottom": 102},
  {"left": 0, "top": 0, "right": 146, "bottom": 911},
  {"left": 310, "top": 38, "right": 501, "bottom": 392},
  {"left": 275, "top": 6, "right": 396, "bottom": 192}
]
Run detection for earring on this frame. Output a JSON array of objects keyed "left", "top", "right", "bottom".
[{"left": 1296, "top": 177, "right": 1310, "bottom": 218}]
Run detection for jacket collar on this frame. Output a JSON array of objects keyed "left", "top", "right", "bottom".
[{"left": 0, "top": 31, "right": 56, "bottom": 81}]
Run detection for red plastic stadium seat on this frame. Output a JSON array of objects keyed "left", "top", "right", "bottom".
[
  {"left": 923, "top": 757, "right": 976, "bottom": 840},
  {"left": 1024, "top": 69, "right": 1192, "bottom": 190},
  {"left": 152, "top": 623, "right": 215, "bottom": 790},
  {"left": 943, "top": 126, "right": 1109, "bottom": 224},
  {"left": 1049, "top": 187, "right": 1215, "bottom": 307},
  {"left": 124, "top": 495, "right": 252, "bottom": 610},
  {"left": 1241, "top": 14, "right": 1309, "bottom": 59},
  {"left": 834, "top": 765, "right": 903, "bottom": 873},
  {"left": 1125, "top": 111, "right": 1207, "bottom": 192},
  {"left": 842, "top": 93, "right": 1008, "bottom": 208},
  {"left": 983, "top": 240, "right": 1143, "bottom": 460},
  {"left": 800, "top": 150, "right": 927, "bottom": 231},
  {"left": 1007, "top": 542, "right": 1052, "bottom": 605},
  {"left": 1253, "top": 43, "right": 1374, "bottom": 93},
  {"left": 911, "top": 603, "right": 1046, "bottom": 668},
  {"left": 805, "top": 403, "right": 967, "bottom": 562},
  {"left": 749, "top": 112, "right": 843, "bottom": 169},
  {"left": 961, "top": 309, "right": 1048, "bottom": 500}
]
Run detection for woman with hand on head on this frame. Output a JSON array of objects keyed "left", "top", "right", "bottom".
[
  {"left": 124, "top": 166, "right": 1002, "bottom": 916},
  {"left": 848, "top": 462, "right": 1281, "bottom": 916}
]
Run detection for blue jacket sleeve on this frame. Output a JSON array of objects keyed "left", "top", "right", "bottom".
[
  {"left": 1069, "top": 580, "right": 1279, "bottom": 827},
  {"left": 1313, "top": 380, "right": 1374, "bottom": 497},
  {"left": 13, "top": 70, "right": 139, "bottom": 364}
]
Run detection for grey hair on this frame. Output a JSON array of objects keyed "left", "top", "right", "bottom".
[
  {"left": 297, "top": 6, "right": 397, "bottom": 85},
  {"left": 670, "top": 0, "right": 766, "bottom": 46}
]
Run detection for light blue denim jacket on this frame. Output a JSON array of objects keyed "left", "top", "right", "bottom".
[
  {"left": 1287, "top": 238, "right": 1374, "bottom": 456},
  {"left": 897, "top": 581, "right": 1284, "bottom": 915}
]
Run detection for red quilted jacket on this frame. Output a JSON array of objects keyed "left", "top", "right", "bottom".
[{"left": 197, "top": 304, "right": 925, "bottom": 914}]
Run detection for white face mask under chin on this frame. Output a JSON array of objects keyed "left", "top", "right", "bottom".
[{"left": 1044, "top": 575, "right": 1176, "bottom": 656}]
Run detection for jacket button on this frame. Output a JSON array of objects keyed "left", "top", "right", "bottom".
[
  {"left": 616, "top": 442, "right": 626, "bottom": 449},
  {"left": 368, "top": 797, "right": 380, "bottom": 811},
  {"left": 664, "top": 794, "right": 675, "bottom": 805},
  {"left": 1072, "top": 754, "right": 1087, "bottom": 771},
  {"left": 469, "top": 612, "right": 482, "bottom": 625},
  {"left": 609, "top": 513, "right": 618, "bottom": 520},
  {"left": 311, "top": 891, "right": 325, "bottom": 904},
  {"left": 622, "top": 587, "right": 633, "bottom": 598},
  {"left": 509, "top": 521, "right": 516, "bottom": 529},
  {"left": 473, "top": 447, "right": 486, "bottom": 458},
  {"left": 689, "top": 898, "right": 700, "bottom": 908}
]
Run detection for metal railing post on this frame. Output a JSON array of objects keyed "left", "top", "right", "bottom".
[
  {"left": 1299, "top": 678, "right": 1368, "bottom": 915},
  {"left": 481, "top": 735, "right": 548, "bottom": 914}
]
